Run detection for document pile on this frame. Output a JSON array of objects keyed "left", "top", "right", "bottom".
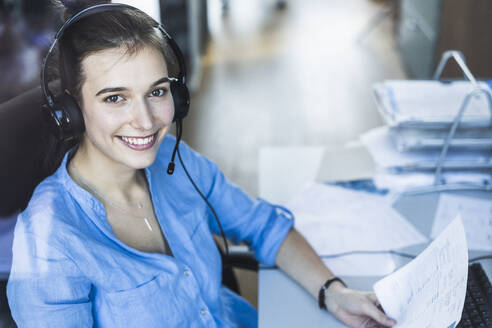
[
  {"left": 287, "top": 183, "right": 427, "bottom": 276},
  {"left": 361, "top": 126, "right": 492, "bottom": 191},
  {"left": 365, "top": 80, "right": 492, "bottom": 190},
  {"left": 373, "top": 80, "right": 492, "bottom": 127},
  {"left": 374, "top": 216, "right": 468, "bottom": 328}
]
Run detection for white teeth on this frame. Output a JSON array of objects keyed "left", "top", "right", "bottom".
[{"left": 121, "top": 134, "right": 154, "bottom": 146}]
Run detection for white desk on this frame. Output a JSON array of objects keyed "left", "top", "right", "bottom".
[{"left": 258, "top": 145, "right": 492, "bottom": 328}]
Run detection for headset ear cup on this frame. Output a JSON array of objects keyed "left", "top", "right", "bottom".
[
  {"left": 58, "top": 93, "right": 85, "bottom": 140},
  {"left": 171, "top": 81, "right": 190, "bottom": 122},
  {"left": 42, "top": 104, "right": 64, "bottom": 141}
]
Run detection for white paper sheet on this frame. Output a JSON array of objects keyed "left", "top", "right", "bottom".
[
  {"left": 288, "top": 183, "right": 427, "bottom": 257},
  {"left": 374, "top": 216, "right": 468, "bottom": 328},
  {"left": 432, "top": 194, "right": 492, "bottom": 251}
]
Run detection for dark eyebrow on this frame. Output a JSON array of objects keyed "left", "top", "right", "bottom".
[
  {"left": 95, "top": 77, "right": 176, "bottom": 97},
  {"left": 150, "top": 77, "right": 176, "bottom": 88},
  {"left": 95, "top": 87, "right": 127, "bottom": 97}
]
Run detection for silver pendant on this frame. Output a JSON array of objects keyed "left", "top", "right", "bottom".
[{"left": 144, "top": 217, "right": 153, "bottom": 231}]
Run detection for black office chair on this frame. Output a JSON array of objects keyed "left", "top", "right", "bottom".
[
  {"left": 0, "top": 82, "right": 75, "bottom": 218},
  {"left": 0, "top": 86, "right": 257, "bottom": 323}
]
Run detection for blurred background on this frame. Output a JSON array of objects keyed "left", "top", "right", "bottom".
[{"left": 1, "top": 0, "right": 492, "bottom": 325}]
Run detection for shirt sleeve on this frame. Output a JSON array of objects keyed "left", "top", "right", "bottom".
[
  {"left": 177, "top": 141, "right": 295, "bottom": 267},
  {"left": 7, "top": 216, "right": 93, "bottom": 328}
]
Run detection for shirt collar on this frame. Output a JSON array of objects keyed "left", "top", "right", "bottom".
[
  {"left": 57, "top": 149, "right": 110, "bottom": 230},
  {"left": 55, "top": 148, "right": 165, "bottom": 234}
]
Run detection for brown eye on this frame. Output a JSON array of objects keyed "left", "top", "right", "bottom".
[
  {"left": 104, "top": 95, "right": 124, "bottom": 103},
  {"left": 150, "top": 88, "right": 167, "bottom": 97}
]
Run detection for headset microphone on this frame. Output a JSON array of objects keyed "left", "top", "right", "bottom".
[{"left": 167, "top": 120, "right": 182, "bottom": 175}]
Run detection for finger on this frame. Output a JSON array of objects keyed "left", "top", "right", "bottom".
[
  {"left": 367, "top": 293, "right": 385, "bottom": 313},
  {"left": 368, "top": 293, "right": 380, "bottom": 305},
  {"left": 361, "top": 301, "right": 396, "bottom": 327},
  {"left": 365, "top": 319, "right": 387, "bottom": 328}
]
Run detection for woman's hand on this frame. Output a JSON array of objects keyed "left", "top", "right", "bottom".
[
  {"left": 274, "top": 228, "right": 397, "bottom": 327},
  {"left": 324, "top": 281, "right": 397, "bottom": 328}
]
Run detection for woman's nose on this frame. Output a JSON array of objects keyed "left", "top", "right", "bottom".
[{"left": 131, "top": 99, "right": 154, "bottom": 131}]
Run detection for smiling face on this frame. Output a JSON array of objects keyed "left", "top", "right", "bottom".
[{"left": 78, "top": 45, "right": 174, "bottom": 170}]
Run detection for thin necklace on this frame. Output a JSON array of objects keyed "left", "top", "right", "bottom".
[{"left": 69, "top": 161, "right": 154, "bottom": 232}]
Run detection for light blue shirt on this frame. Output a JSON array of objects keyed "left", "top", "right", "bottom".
[{"left": 7, "top": 135, "right": 294, "bottom": 327}]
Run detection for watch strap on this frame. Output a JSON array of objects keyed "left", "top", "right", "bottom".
[{"left": 318, "top": 277, "right": 346, "bottom": 310}]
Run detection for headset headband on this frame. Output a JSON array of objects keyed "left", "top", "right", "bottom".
[{"left": 41, "top": 3, "right": 187, "bottom": 108}]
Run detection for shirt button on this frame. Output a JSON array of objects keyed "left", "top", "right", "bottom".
[
  {"left": 201, "top": 309, "right": 208, "bottom": 315},
  {"left": 184, "top": 269, "right": 190, "bottom": 276}
]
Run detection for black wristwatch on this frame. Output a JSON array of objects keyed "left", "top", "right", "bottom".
[{"left": 318, "top": 277, "right": 346, "bottom": 310}]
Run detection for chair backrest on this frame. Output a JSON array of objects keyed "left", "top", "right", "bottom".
[{"left": 0, "top": 83, "right": 72, "bottom": 217}]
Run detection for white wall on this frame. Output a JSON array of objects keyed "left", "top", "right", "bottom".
[{"left": 115, "top": 0, "right": 161, "bottom": 23}]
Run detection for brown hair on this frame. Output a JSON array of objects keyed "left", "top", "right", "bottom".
[{"left": 50, "top": 0, "right": 177, "bottom": 104}]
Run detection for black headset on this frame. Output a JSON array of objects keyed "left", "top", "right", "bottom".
[{"left": 40, "top": 3, "right": 190, "bottom": 143}]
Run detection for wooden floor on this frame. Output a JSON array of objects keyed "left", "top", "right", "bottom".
[{"left": 182, "top": 0, "right": 407, "bottom": 308}]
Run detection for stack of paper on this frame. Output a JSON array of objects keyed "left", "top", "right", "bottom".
[
  {"left": 390, "top": 127, "right": 492, "bottom": 151},
  {"left": 373, "top": 80, "right": 492, "bottom": 127},
  {"left": 372, "top": 170, "right": 492, "bottom": 192},
  {"left": 361, "top": 127, "right": 492, "bottom": 170},
  {"left": 288, "top": 183, "right": 427, "bottom": 276},
  {"left": 360, "top": 126, "right": 492, "bottom": 190},
  {"left": 369, "top": 79, "right": 492, "bottom": 191}
]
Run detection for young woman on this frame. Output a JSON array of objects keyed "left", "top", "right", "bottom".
[{"left": 7, "top": 1, "right": 396, "bottom": 327}]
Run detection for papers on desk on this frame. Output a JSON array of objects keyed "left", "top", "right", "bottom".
[
  {"left": 374, "top": 216, "right": 468, "bottom": 328},
  {"left": 360, "top": 126, "right": 492, "bottom": 191},
  {"left": 360, "top": 126, "right": 492, "bottom": 170},
  {"left": 431, "top": 194, "right": 492, "bottom": 251},
  {"left": 390, "top": 126, "right": 492, "bottom": 151},
  {"left": 288, "top": 183, "right": 427, "bottom": 276},
  {"left": 370, "top": 78, "right": 492, "bottom": 193},
  {"left": 373, "top": 80, "right": 492, "bottom": 127},
  {"left": 372, "top": 170, "right": 492, "bottom": 192}
]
